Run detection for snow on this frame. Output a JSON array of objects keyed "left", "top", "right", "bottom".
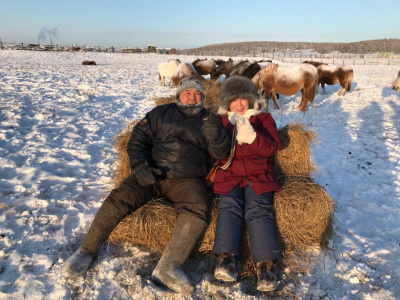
[{"left": 0, "top": 51, "right": 399, "bottom": 299}]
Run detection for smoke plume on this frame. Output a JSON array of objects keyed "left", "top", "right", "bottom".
[{"left": 38, "top": 27, "right": 59, "bottom": 43}]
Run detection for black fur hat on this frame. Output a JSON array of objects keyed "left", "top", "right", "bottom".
[{"left": 218, "top": 75, "right": 260, "bottom": 113}]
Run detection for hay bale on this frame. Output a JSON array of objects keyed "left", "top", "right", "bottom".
[
  {"left": 112, "top": 120, "right": 138, "bottom": 187},
  {"left": 274, "top": 123, "right": 317, "bottom": 182},
  {"left": 274, "top": 177, "right": 333, "bottom": 253},
  {"left": 109, "top": 176, "right": 333, "bottom": 274},
  {"left": 109, "top": 199, "right": 176, "bottom": 253}
]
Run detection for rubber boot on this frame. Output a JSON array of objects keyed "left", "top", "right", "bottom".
[
  {"left": 62, "top": 201, "right": 125, "bottom": 279},
  {"left": 256, "top": 260, "right": 278, "bottom": 292},
  {"left": 151, "top": 213, "right": 207, "bottom": 294}
]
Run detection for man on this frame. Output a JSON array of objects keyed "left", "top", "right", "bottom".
[{"left": 62, "top": 76, "right": 231, "bottom": 294}]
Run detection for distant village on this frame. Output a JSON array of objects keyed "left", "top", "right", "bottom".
[{"left": 0, "top": 38, "right": 177, "bottom": 54}]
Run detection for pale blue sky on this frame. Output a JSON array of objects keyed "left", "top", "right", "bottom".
[{"left": 0, "top": 0, "right": 398, "bottom": 49}]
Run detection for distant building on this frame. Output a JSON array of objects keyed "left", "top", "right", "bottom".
[
  {"left": 167, "top": 48, "right": 177, "bottom": 54},
  {"left": 122, "top": 47, "right": 142, "bottom": 53},
  {"left": 147, "top": 45, "right": 157, "bottom": 53}
]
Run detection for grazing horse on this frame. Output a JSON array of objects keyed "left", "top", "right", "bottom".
[
  {"left": 252, "top": 63, "right": 319, "bottom": 111},
  {"left": 171, "top": 63, "right": 201, "bottom": 86},
  {"left": 192, "top": 58, "right": 217, "bottom": 76},
  {"left": 303, "top": 61, "right": 354, "bottom": 95},
  {"left": 158, "top": 59, "right": 181, "bottom": 87},
  {"left": 393, "top": 70, "right": 400, "bottom": 92},
  {"left": 210, "top": 60, "right": 237, "bottom": 80}
]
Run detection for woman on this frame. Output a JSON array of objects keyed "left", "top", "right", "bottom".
[{"left": 212, "top": 75, "right": 282, "bottom": 292}]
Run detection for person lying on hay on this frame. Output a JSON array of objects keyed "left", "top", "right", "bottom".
[
  {"left": 62, "top": 76, "right": 231, "bottom": 294},
  {"left": 211, "top": 76, "right": 282, "bottom": 292}
]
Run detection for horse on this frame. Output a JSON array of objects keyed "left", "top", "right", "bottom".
[
  {"left": 158, "top": 59, "right": 181, "bottom": 87},
  {"left": 210, "top": 60, "right": 237, "bottom": 80},
  {"left": 252, "top": 63, "right": 319, "bottom": 111},
  {"left": 192, "top": 58, "right": 217, "bottom": 76},
  {"left": 303, "top": 61, "right": 353, "bottom": 95},
  {"left": 171, "top": 63, "right": 202, "bottom": 86},
  {"left": 393, "top": 70, "right": 400, "bottom": 91},
  {"left": 230, "top": 60, "right": 262, "bottom": 79}
]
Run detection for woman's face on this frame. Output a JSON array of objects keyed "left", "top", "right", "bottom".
[{"left": 229, "top": 98, "right": 249, "bottom": 115}]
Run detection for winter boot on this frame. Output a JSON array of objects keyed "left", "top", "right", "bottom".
[
  {"left": 151, "top": 213, "right": 207, "bottom": 294},
  {"left": 256, "top": 260, "right": 278, "bottom": 292},
  {"left": 214, "top": 253, "right": 238, "bottom": 282},
  {"left": 62, "top": 201, "right": 125, "bottom": 279}
]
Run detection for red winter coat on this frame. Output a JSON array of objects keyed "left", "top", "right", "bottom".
[{"left": 213, "top": 110, "right": 281, "bottom": 195}]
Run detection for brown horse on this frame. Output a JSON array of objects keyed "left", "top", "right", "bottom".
[
  {"left": 252, "top": 63, "right": 319, "bottom": 111},
  {"left": 210, "top": 60, "right": 236, "bottom": 80},
  {"left": 230, "top": 60, "right": 262, "bottom": 79},
  {"left": 303, "top": 61, "right": 354, "bottom": 95},
  {"left": 171, "top": 63, "right": 202, "bottom": 86},
  {"left": 192, "top": 58, "right": 217, "bottom": 76}
]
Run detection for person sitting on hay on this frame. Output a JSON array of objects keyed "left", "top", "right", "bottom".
[
  {"left": 62, "top": 76, "right": 231, "bottom": 294},
  {"left": 211, "top": 76, "right": 282, "bottom": 292}
]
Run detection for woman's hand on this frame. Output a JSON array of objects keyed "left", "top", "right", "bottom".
[{"left": 236, "top": 117, "right": 257, "bottom": 145}]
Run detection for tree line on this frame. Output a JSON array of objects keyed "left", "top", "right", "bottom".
[{"left": 186, "top": 39, "right": 400, "bottom": 55}]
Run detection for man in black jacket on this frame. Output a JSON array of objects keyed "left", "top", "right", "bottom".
[{"left": 62, "top": 76, "right": 231, "bottom": 294}]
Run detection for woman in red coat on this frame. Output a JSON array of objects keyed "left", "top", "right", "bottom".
[{"left": 212, "top": 75, "right": 282, "bottom": 292}]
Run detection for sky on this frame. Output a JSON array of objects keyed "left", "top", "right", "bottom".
[
  {"left": 0, "top": 50, "right": 400, "bottom": 299},
  {"left": 1, "top": 0, "right": 399, "bottom": 49}
]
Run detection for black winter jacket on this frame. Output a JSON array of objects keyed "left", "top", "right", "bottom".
[{"left": 127, "top": 103, "right": 231, "bottom": 180}]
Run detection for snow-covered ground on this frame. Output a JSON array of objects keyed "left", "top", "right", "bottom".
[{"left": 0, "top": 51, "right": 399, "bottom": 299}]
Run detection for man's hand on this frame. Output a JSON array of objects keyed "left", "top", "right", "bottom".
[
  {"left": 202, "top": 112, "right": 222, "bottom": 142},
  {"left": 132, "top": 163, "right": 161, "bottom": 187}
]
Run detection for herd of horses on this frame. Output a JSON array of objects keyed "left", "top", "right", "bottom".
[{"left": 157, "top": 57, "right": 355, "bottom": 111}]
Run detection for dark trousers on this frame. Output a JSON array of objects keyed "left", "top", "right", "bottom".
[
  {"left": 212, "top": 185, "right": 282, "bottom": 263},
  {"left": 104, "top": 173, "right": 210, "bottom": 221}
]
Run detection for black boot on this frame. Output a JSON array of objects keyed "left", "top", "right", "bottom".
[
  {"left": 62, "top": 201, "right": 125, "bottom": 279},
  {"left": 256, "top": 260, "right": 278, "bottom": 292},
  {"left": 214, "top": 253, "right": 238, "bottom": 282},
  {"left": 151, "top": 213, "right": 207, "bottom": 294}
]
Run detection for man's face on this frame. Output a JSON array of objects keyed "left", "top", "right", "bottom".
[{"left": 178, "top": 89, "right": 202, "bottom": 105}]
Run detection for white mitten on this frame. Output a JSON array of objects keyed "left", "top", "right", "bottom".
[{"left": 236, "top": 117, "right": 256, "bottom": 145}]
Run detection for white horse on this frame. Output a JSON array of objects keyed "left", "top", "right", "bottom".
[
  {"left": 171, "top": 63, "right": 200, "bottom": 86},
  {"left": 158, "top": 59, "right": 181, "bottom": 87}
]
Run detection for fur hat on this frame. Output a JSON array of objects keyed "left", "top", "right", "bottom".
[
  {"left": 176, "top": 76, "right": 204, "bottom": 101},
  {"left": 218, "top": 75, "right": 260, "bottom": 113}
]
